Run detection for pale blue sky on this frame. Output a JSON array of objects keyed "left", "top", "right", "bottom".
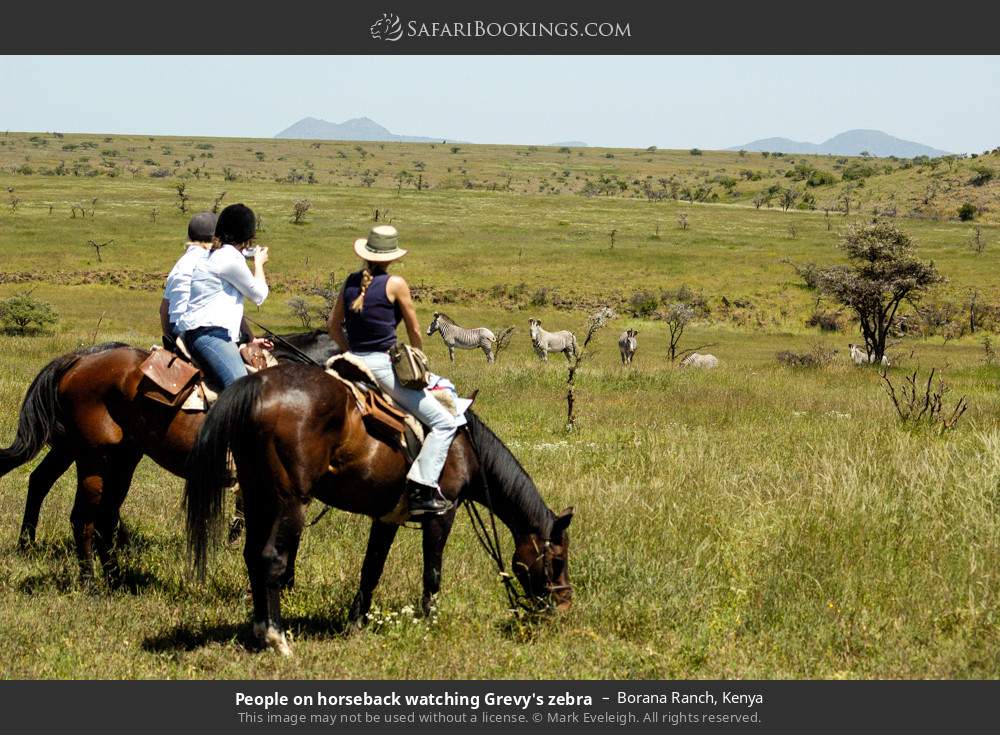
[{"left": 1, "top": 56, "right": 996, "bottom": 152}]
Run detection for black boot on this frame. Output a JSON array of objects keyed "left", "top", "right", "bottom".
[{"left": 407, "top": 480, "right": 452, "bottom": 517}]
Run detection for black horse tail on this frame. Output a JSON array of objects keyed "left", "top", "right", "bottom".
[
  {"left": 0, "top": 352, "right": 82, "bottom": 478},
  {"left": 184, "top": 374, "right": 262, "bottom": 579}
]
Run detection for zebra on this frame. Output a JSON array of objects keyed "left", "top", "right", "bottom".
[
  {"left": 618, "top": 329, "right": 638, "bottom": 366},
  {"left": 528, "top": 318, "right": 578, "bottom": 362},
  {"left": 679, "top": 352, "right": 719, "bottom": 369},
  {"left": 848, "top": 343, "right": 890, "bottom": 367},
  {"left": 427, "top": 312, "right": 497, "bottom": 363}
]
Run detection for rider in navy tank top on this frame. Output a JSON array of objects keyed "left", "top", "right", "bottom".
[{"left": 342, "top": 270, "right": 401, "bottom": 352}]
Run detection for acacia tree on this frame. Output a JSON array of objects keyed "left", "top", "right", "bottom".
[
  {"left": 663, "top": 303, "right": 694, "bottom": 362},
  {"left": 819, "top": 222, "right": 943, "bottom": 363}
]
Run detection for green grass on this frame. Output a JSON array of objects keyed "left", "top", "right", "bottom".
[{"left": 1, "top": 131, "right": 999, "bottom": 679}]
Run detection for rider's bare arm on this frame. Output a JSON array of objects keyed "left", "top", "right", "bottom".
[
  {"left": 159, "top": 298, "right": 171, "bottom": 338},
  {"left": 328, "top": 284, "right": 349, "bottom": 351},
  {"left": 388, "top": 275, "right": 423, "bottom": 350}
]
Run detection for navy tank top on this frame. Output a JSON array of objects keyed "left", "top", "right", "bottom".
[{"left": 343, "top": 270, "right": 402, "bottom": 352}]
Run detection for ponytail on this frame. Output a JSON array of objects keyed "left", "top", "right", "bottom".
[{"left": 350, "top": 266, "right": 374, "bottom": 313}]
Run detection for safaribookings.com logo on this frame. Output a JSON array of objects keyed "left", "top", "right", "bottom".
[{"left": 370, "top": 13, "right": 631, "bottom": 42}]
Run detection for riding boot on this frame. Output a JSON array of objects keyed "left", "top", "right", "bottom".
[{"left": 406, "top": 480, "right": 452, "bottom": 517}]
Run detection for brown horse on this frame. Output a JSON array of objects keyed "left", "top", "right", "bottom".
[
  {"left": 0, "top": 332, "right": 337, "bottom": 583},
  {"left": 184, "top": 363, "right": 573, "bottom": 655}
]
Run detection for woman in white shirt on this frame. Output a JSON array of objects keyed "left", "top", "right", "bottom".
[
  {"left": 177, "top": 203, "right": 270, "bottom": 388},
  {"left": 159, "top": 212, "right": 215, "bottom": 342}
]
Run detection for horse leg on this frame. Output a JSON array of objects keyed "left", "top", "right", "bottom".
[
  {"left": 93, "top": 451, "right": 140, "bottom": 587},
  {"left": 18, "top": 445, "right": 73, "bottom": 549},
  {"left": 448, "top": 344, "right": 455, "bottom": 362},
  {"left": 484, "top": 344, "right": 495, "bottom": 364},
  {"left": 420, "top": 507, "right": 457, "bottom": 616},
  {"left": 347, "top": 519, "right": 400, "bottom": 630},
  {"left": 227, "top": 487, "right": 245, "bottom": 545},
  {"left": 247, "top": 501, "right": 303, "bottom": 656},
  {"left": 70, "top": 458, "right": 106, "bottom": 584}
]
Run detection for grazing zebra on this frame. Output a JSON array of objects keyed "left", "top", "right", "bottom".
[
  {"left": 528, "top": 318, "right": 578, "bottom": 362},
  {"left": 618, "top": 329, "right": 638, "bottom": 366},
  {"left": 427, "top": 312, "right": 497, "bottom": 363},
  {"left": 679, "top": 352, "right": 719, "bottom": 369},
  {"left": 848, "top": 343, "right": 890, "bottom": 367}
]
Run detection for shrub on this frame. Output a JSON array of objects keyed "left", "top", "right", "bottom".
[
  {"left": 776, "top": 344, "right": 836, "bottom": 368},
  {"left": 0, "top": 293, "right": 58, "bottom": 334},
  {"left": 842, "top": 162, "right": 877, "bottom": 180},
  {"left": 807, "top": 169, "right": 837, "bottom": 187},
  {"left": 628, "top": 290, "right": 659, "bottom": 317},
  {"left": 689, "top": 148, "right": 703, "bottom": 156},
  {"left": 806, "top": 310, "right": 844, "bottom": 332},
  {"left": 958, "top": 203, "right": 977, "bottom": 221},
  {"left": 970, "top": 165, "right": 994, "bottom": 186},
  {"left": 530, "top": 287, "right": 550, "bottom": 306}
]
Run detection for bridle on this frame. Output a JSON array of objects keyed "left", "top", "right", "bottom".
[{"left": 462, "top": 426, "right": 568, "bottom": 613}]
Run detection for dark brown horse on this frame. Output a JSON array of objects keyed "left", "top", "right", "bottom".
[
  {"left": 184, "top": 363, "right": 573, "bottom": 655},
  {"left": 0, "top": 332, "right": 337, "bottom": 583}
]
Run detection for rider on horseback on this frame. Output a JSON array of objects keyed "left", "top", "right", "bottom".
[
  {"left": 328, "top": 225, "right": 457, "bottom": 517},
  {"left": 176, "top": 203, "right": 271, "bottom": 389},
  {"left": 160, "top": 212, "right": 216, "bottom": 344}
]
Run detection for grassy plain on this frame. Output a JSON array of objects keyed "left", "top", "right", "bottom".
[{"left": 0, "top": 132, "right": 999, "bottom": 679}]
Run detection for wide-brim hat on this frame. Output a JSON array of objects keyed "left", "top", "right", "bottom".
[
  {"left": 354, "top": 225, "right": 407, "bottom": 262},
  {"left": 215, "top": 203, "right": 256, "bottom": 245}
]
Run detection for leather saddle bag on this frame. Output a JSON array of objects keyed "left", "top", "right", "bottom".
[
  {"left": 136, "top": 348, "right": 202, "bottom": 408},
  {"left": 362, "top": 390, "right": 409, "bottom": 441}
]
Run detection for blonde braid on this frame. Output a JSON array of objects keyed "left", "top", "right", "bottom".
[{"left": 350, "top": 265, "right": 373, "bottom": 313}]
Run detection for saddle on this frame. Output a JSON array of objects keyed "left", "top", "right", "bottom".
[{"left": 324, "top": 354, "right": 471, "bottom": 464}]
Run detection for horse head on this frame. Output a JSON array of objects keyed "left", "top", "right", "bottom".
[{"left": 512, "top": 507, "right": 574, "bottom": 611}]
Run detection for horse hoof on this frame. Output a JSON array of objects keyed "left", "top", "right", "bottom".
[{"left": 254, "top": 622, "right": 292, "bottom": 656}]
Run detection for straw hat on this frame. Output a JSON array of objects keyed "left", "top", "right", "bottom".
[{"left": 353, "top": 225, "right": 407, "bottom": 262}]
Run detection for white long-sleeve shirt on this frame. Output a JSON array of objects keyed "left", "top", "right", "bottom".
[
  {"left": 177, "top": 244, "right": 268, "bottom": 342},
  {"left": 163, "top": 244, "right": 209, "bottom": 325}
]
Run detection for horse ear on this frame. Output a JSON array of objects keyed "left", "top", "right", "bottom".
[{"left": 551, "top": 507, "right": 574, "bottom": 541}]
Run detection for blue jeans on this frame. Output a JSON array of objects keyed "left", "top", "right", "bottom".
[
  {"left": 185, "top": 326, "right": 247, "bottom": 388},
  {"left": 354, "top": 350, "right": 459, "bottom": 488}
]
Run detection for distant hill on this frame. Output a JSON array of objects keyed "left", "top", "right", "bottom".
[
  {"left": 730, "top": 129, "right": 949, "bottom": 158},
  {"left": 548, "top": 141, "right": 588, "bottom": 148},
  {"left": 275, "top": 116, "right": 450, "bottom": 143}
]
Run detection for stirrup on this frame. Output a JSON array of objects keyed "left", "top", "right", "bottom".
[{"left": 407, "top": 481, "right": 453, "bottom": 517}]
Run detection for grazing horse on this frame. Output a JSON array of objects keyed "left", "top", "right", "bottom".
[
  {"left": 618, "top": 329, "right": 638, "bottom": 366},
  {"left": 184, "top": 363, "right": 573, "bottom": 655},
  {"left": 0, "top": 331, "right": 337, "bottom": 582},
  {"left": 427, "top": 312, "right": 497, "bottom": 363},
  {"left": 528, "top": 319, "right": 577, "bottom": 363}
]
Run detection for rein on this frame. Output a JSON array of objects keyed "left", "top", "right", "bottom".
[
  {"left": 244, "top": 317, "right": 323, "bottom": 367},
  {"left": 461, "top": 425, "right": 555, "bottom": 613}
]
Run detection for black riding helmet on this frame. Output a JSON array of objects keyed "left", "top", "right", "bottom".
[{"left": 215, "top": 203, "right": 256, "bottom": 245}]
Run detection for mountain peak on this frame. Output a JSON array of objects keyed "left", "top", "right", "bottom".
[
  {"left": 275, "top": 116, "right": 443, "bottom": 143},
  {"left": 730, "top": 129, "right": 949, "bottom": 157}
]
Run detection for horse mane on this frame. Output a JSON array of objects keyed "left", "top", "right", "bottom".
[
  {"left": 464, "top": 410, "right": 553, "bottom": 536},
  {"left": 436, "top": 312, "right": 458, "bottom": 326},
  {"left": 75, "top": 341, "right": 131, "bottom": 356}
]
